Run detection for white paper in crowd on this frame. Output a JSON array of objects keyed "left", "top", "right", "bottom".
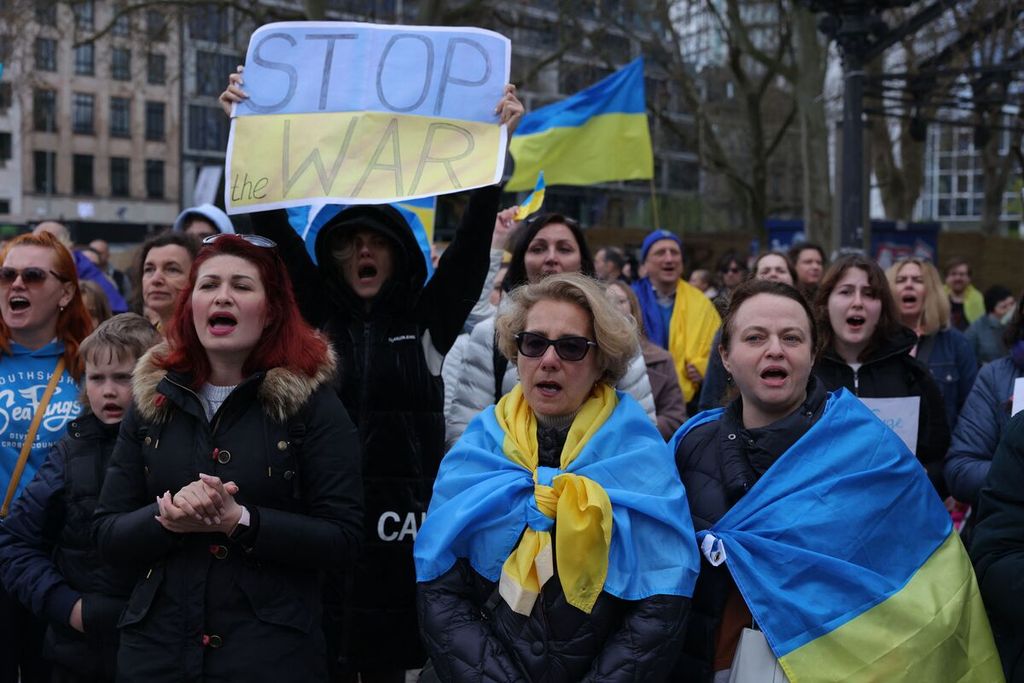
[
  {"left": 1012, "top": 377, "right": 1024, "bottom": 417},
  {"left": 859, "top": 396, "right": 920, "bottom": 455}
]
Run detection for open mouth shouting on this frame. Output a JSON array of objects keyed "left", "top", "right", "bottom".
[
  {"left": 208, "top": 311, "right": 238, "bottom": 336},
  {"left": 100, "top": 401, "right": 125, "bottom": 421},
  {"left": 846, "top": 315, "right": 866, "bottom": 332},
  {"left": 535, "top": 380, "right": 562, "bottom": 397},
  {"left": 759, "top": 365, "right": 789, "bottom": 388},
  {"left": 7, "top": 295, "right": 30, "bottom": 312}
]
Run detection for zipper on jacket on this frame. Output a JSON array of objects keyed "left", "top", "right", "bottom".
[{"left": 852, "top": 367, "right": 859, "bottom": 394}]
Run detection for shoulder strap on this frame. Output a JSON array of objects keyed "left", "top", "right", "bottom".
[
  {"left": 492, "top": 336, "right": 509, "bottom": 406},
  {"left": 2, "top": 358, "right": 66, "bottom": 518}
]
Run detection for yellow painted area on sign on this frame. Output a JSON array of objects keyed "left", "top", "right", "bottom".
[{"left": 228, "top": 111, "right": 502, "bottom": 207}]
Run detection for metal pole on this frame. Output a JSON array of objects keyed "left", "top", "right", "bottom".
[{"left": 841, "top": 48, "right": 865, "bottom": 251}]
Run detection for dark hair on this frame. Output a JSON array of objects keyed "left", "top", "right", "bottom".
[
  {"left": 750, "top": 251, "right": 798, "bottom": 286},
  {"left": 157, "top": 235, "right": 329, "bottom": 388},
  {"left": 720, "top": 279, "right": 817, "bottom": 353},
  {"left": 984, "top": 285, "right": 1013, "bottom": 314},
  {"left": 503, "top": 213, "right": 594, "bottom": 291},
  {"left": 131, "top": 231, "right": 200, "bottom": 312},
  {"left": 716, "top": 250, "right": 748, "bottom": 276},
  {"left": 599, "top": 246, "right": 627, "bottom": 270},
  {"left": 944, "top": 256, "right": 971, "bottom": 277},
  {"left": 815, "top": 255, "right": 904, "bottom": 361},
  {"left": 788, "top": 242, "right": 826, "bottom": 267},
  {"left": 1004, "top": 293, "right": 1024, "bottom": 347}
]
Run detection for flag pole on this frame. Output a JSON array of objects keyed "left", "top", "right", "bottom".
[{"left": 649, "top": 177, "right": 661, "bottom": 229}]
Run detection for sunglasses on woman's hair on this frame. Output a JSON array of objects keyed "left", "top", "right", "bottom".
[
  {"left": 0, "top": 267, "right": 68, "bottom": 286},
  {"left": 202, "top": 234, "right": 277, "bottom": 249},
  {"left": 515, "top": 331, "right": 597, "bottom": 361}
]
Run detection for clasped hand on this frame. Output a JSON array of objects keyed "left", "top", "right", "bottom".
[{"left": 155, "top": 474, "right": 242, "bottom": 535}]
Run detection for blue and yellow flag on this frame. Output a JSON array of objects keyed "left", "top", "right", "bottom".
[
  {"left": 514, "top": 171, "right": 546, "bottom": 220},
  {"left": 673, "top": 390, "right": 1003, "bottom": 682},
  {"left": 507, "top": 58, "right": 653, "bottom": 191}
]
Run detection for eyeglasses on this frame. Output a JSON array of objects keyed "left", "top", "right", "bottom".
[
  {"left": 202, "top": 234, "right": 277, "bottom": 248},
  {"left": 0, "top": 267, "right": 68, "bottom": 287},
  {"left": 515, "top": 331, "right": 597, "bottom": 361}
]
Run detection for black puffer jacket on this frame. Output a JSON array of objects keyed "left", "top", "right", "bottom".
[
  {"left": 253, "top": 186, "right": 499, "bottom": 669},
  {"left": 93, "top": 345, "right": 363, "bottom": 682},
  {"left": 813, "top": 327, "right": 951, "bottom": 497},
  {"left": 0, "top": 413, "right": 134, "bottom": 679},
  {"left": 673, "top": 378, "right": 827, "bottom": 682}
]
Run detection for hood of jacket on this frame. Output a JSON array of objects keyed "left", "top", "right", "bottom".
[
  {"left": 313, "top": 204, "right": 425, "bottom": 315},
  {"left": 132, "top": 341, "right": 336, "bottom": 423},
  {"left": 172, "top": 203, "right": 235, "bottom": 235}
]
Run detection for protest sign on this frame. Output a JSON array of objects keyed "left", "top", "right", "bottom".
[
  {"left": 1012, "top": 377, "right": 1024, "bottom": 417},
  {"left": 859, "top": 396, "right": 920, "bottom": 454},
  {"left": 226, "top": 21, "right": 511, "bottom": 214}
]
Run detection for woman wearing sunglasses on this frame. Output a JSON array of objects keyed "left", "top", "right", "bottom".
[
  {"left": 0, "top": 231, "right": 92, "bottom": 682},
  {"left": 416, "top": 273, "right": 697, "bottom": 683},
  {"left": 94, "top": 235, "right": 362, "bottom": 682}
]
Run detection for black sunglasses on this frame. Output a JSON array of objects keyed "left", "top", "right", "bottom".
[
  {"left": 515, "top": 331, "right": 597, "bottom": 361},
  {"left": 202, "top": 234, "right": 277, "bottom": 248},
  {"left": 0, "top": 267, "right": 68, "bottom": 287}
]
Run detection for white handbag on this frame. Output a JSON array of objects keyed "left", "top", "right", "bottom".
[{"left": 727, "top": 627, "right": 790, "bottom": 683}]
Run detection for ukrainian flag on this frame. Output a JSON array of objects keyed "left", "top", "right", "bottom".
[
  {"left": 507, "top": 58, "right": 653, "bottom": 191},
  {"left": 675, "top": 389, "right": 1003, "bottom": 682}
]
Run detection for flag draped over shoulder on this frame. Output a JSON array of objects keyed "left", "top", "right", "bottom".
[
  {"left": 676, "top": 389, "right": 1003, "bottom": 683},
  {"left": 507, "top": 58, "right": 653, "bottom": 191},
  {"left": 414, "top": 385, "right": 700, "bottom": 615}
]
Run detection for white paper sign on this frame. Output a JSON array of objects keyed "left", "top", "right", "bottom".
[
  {"left": 859, "top": 396, "right": 920, "bottom": 455},
  {"left": 1012, "top": 378, "right": 1024, "bottom": 417}
]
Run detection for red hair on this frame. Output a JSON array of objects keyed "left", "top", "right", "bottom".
[
  {"left": 0, "top": 232, "right": 93, "bottom": 380},
  {"left": 158, "top": 235, "right": 329, "bottom": 387}
]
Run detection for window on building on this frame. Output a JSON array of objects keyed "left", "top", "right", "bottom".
[
  {"left": 34, "top": 151, "right": 57, "bottom": 194},
  {"left": 0, "top": 200, "right": 9, "bottom": 215},
  {"left": 36, "top": 1, "right": 56, "bottom": 25},
  {"left": 112, "top": 8, "right": 131, "bottom": 36},
  {"left": 74, "top": 43, "right": 95, "bottom": 76},
  {"left": 35, "top": 37, "right": 58, "bottom": 71},
  {"left": 73, "top": 154, "right": 94, "bottom": 195},
  {"left": 147, "top": 53, "right": 166, "bottom": 85},
  {"left": 196, "top": 51, "right": 240, "bottom": 96},
  {"left": 0, "top": 132, "right": 11, "bottom": 162},
  {"left": 145, "top": 101, "right": 165, "bottom": 141},
  {"left": 111, "top": 47, "right": 131, "bottom": 80},
  {"left": 188, "top": 5, "right": 228, "bottom": 42},
  {"left": 145, "top": 159, "right": 164, "bottom": 198},
  {"left": 188, "top": 105, "right": 229, "bottom": 151},
  {"left": 72, "top": 93, "right": 95, "bottom": 134},
  {"left": 146, "top": 10, "right": 168, "bottom": 42},
  {"left": 110, "top": 97, "right": 131, "bottom": 138},
  {"left": 33, "top": 89, "right": 58, "bottom": 132},
  {"left": 73, "top": 1, "right": 94, "bottom": 30},
  {"left": 0, "top": 83, "right": 11, "bottom": 113},
  {"left": 110, "top": 157, "right": 130, "bottom": 197},
  {"left": 0, "top": 35, "right": 12, "bottom": 63}
]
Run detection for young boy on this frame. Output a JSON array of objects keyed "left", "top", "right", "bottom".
[{"left": 0, "top": 314, "right": 159, "bottom": 682}]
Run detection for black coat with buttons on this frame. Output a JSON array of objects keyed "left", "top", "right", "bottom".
[
  {"left": 93, "top": 344, "right": 363, "bottom": 683},
  {"left": 672, "top": 377, "right": 827, "bottom": 682},
  {"left": 0, "top": 413, "right": 133, "bottom": 679}
]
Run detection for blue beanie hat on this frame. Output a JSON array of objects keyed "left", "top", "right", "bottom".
[{"left": 641, "top": 229, "right": 682, "bottom": 262}]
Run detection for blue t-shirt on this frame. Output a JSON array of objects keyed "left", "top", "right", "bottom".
[{"left": 0, "top": 341, "right": 81, "bottom": 503}]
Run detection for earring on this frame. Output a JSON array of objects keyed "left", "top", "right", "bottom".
[
  {"left": 59, "top": 305, "right": 65, "bottom": 313},
  {"left": 725, "top": 372, "right": 733, "bottom": 384}
]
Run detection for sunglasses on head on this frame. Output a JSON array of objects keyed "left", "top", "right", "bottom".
[
  {"left": 515, "top": 331, "right": 597, "bottom": 361},
  {"left": 202, "top": 234, "right": 277, "bottom": 249},
  {"left": 0, "top": 267, "right": 68, "bottom": 287}
]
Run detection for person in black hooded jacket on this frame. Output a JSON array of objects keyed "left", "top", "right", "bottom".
[
  {"left": 224, "top": 72, "right": 525, "bottom": 679},
  {"left": 812, "top": 255, "right": 950, "bottom": 497}
]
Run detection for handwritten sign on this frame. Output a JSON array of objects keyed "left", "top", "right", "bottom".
[
  {"left": 225, "top": 22, "right": 510, "bottom": 214},
  {"left": 859, "top": 396, "right": 920, "bottom": 455}
]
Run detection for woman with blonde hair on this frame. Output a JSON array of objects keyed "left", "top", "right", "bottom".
[
  {"left": 416, "top": 273, "right": 698, "bottom": 682},
  {"left": 886, "top": 258, "right": 977, "bottom": 429}
]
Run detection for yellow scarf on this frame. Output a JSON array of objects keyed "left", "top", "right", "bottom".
[
  {"left": 494, "top": 383, "right": 616, "bottom": 615},
  {"left": 668, "top": 279, "right": 722, "bottom": 402}
]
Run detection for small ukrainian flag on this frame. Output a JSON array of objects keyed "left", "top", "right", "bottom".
[{"left": 514, "top": 171, "right": 546, "bottom": 221}]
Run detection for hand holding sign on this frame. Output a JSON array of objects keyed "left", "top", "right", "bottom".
[{"left": 224, "top": 22, "right": 514, "bottom": 214}]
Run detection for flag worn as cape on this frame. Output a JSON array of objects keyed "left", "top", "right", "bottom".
[
  {"left": 507, "top": 58, "right": 653, "bottom": 191},
  {"left": 674, "top": 389, "right": 1003, "bottom": 683},
  {"left": 415, "top": 387, "right": 700, "bottom": 612}
]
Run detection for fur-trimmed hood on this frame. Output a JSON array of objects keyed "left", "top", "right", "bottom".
[{"left": 132, "top": 341, "right": 337, "bottom": 424}]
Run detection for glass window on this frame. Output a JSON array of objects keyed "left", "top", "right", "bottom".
[
  {"left": 111, "top": 47, "right": 131, "bottom": 80},
  {"left": 73, "top": 154, "right": 94, "bottom": 195},
  {"left": 0, "top": 132, "right": 11, "bottom": 161},
  {"left": 937, "top": 173, "right": 951, "bottom": 194},
  {"left": 188, "top": 105, "right": 229, "bottom": 151},
  {"left": 0, "top": 35, "right": 12, "bottom": 63},
  {"left": 33, "top": 89, "right": 58, "bottom": 132},
  {"left": 147, "top": 53, "right": 166, "bottom": 85},
  {"left": 937, "top": 198, "right": 950, "bottom": 216},
  {"left": 73, "top": 1, "right": 94, "bottom": 30},
  {"left": 0, "top": 200, "right": 9, "bottom": 215},
  {"left": 35, "top": 37, "right": 58, "bottom": 71},
  {"left": 74, "top": 43, "right": 95, "bottom": 76},
  {"left": 110, "top": 96, "right": 131, "bottom": 138},
  {"left": 188, "top": 4, "right": 228, "bottom": 42},
  {"left": 112, "top": 9, "right": 131, "bottom": 37},
  {"left": 196, "top": 51, "right": 240, "bottom": 96},
  {"left": 36, "top": 1, "right": 56, "bottom": 25},
  {"left": 110, "top": 157, "right": 130, "bottom": 197},
  {"left": 145, "top": 159, "right": 164, "bottom": 198},
  {"left": 955, "top": 198, "right": 970, "bottom": 216},
  {"left": 145, "top": 101, "right": 165, "bottom": 141},
  {"left": 0, "top": 83, "right": 11, "bottom": 112},
  {"left": 146, "top": 10, "right": 167, "bottom": 42},
  {"left": 72, "top": 93, "right": 95, "bottom": 134},
  {"left": 34, "top": 151, "right": 57, "bottom": 193},
  {"left": 956, "top": 174, "right": 969, "bottom": 193}
]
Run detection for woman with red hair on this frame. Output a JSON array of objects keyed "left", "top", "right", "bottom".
[
  {"left": 0, "top": 231, "right": 91, "bottom": 683},
  {"left": 94, "top": 235, "right": 363, "bottom": 682}
]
